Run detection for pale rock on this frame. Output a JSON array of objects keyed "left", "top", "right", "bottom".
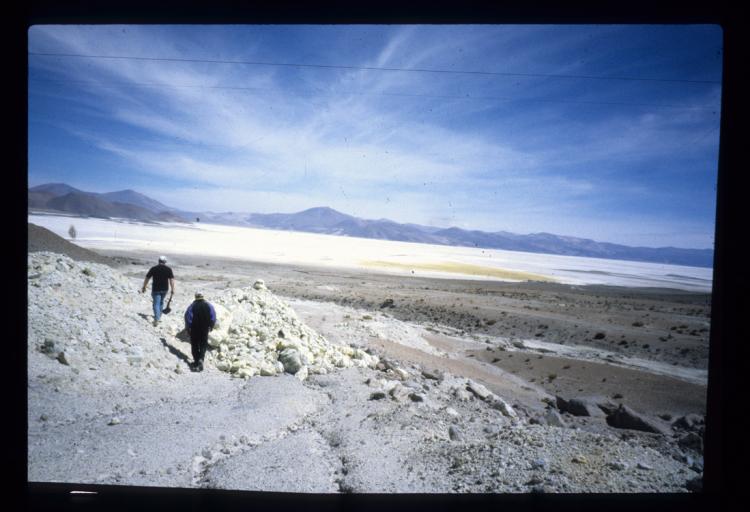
[
  {"left": 259, "top": 363, "right": 277, "bottom": 376},
  {"left": 237, "top": 368, "right": 256, "bottom": 379},
  {"left": 393, "top": 367, "right": 410, "bottom": 380},
  {"left": 454, "top": 388, "right": 473, "bottom": 401},
  {"left": 295, "top": 365, "right": 309, "bottom": 381},
  {"left": 387, "top": 383, "right": 405, "bottom": 400},
  {"left": 445, "top": 407, "right": 460, "bottom": 417},
  {"left": 466, "top": 380, "right": 494, "bottom": 400}
]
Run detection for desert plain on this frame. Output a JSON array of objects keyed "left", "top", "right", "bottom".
[{"left": 27, "top": 215, "right": 710, "bottom": 493}]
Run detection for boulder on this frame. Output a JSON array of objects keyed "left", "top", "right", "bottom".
[
  {"left": 40, "top": 339, "right": 56, "bottom": 355},
  {"left": 673, "top": 414, "right": 704, "bottom": 431},
  {"left": 454, "top": 389, "right": 473, "bottom": 402},
  {"left": 207, "top": 303, "right": 231, "bottom": 346},
  {"left": 278, "top": 348, "right": 303, "bottom": 374},
  {"left": 556, "top": 395, "right": 610, "bottom": 417},
  {"left": 388, "top": 383, "right": 410, "bottom": 402},
  {"left": 259, "top": 363, "right": 277, "bottom": 376},
  {"left": 678, "top": 432, "right": 704, "bottom": 452},
  {"left": 380, "top": 298, "right": 395, "bottom": 309},
  {"left": 606, "top": 404, "right": 672, "bottom": 435},
  {"left": 448, "top": 425, "right": 463, "bottom": 441},
  {"left": 488, "top": 397, "right": 518, "bottom": 418},
  {"left": 543, "top": 409, "right": 567, "bottom": 428},
  {"left": 295, "top": 365, "right": 309, "bottom": 381},
  {"left": 466, "top": 380, "right": 494, "bottom": 401},
  {"left": 392, "top": 367, "right": 410, "bottom": 381},
  {"left": 421, "top": 368, "right": 444, "bottom": 381}
]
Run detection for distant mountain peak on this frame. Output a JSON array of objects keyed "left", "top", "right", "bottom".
[
  {"left": 300, "top": 206, "right": 342, "bottom": 214},
  {"left": 30, "top": 183, "right": 83, "bottom": 195}
]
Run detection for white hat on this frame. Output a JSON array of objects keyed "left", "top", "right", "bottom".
[{"left": 158, "top": 255, "right": 167, "bottom": 263}]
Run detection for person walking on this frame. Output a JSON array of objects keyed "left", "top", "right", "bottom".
[
  {"left": 140, "top": 255, "right": 175, "bottom": 326},
  {"left": 184, "top": 292, "right": 216, "bottom": 372}
]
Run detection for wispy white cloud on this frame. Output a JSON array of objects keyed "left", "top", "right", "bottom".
[{"left": 28, "top": 25, "right": 722, "bottom": 248}]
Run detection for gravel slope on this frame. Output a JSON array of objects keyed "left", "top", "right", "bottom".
[{"left": 27, "top": 251, "right": 704, "bottom": 493}]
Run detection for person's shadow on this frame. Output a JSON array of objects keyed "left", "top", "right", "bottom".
[{"left": 160, "top": 331, "right": 192, "bottom": 365}]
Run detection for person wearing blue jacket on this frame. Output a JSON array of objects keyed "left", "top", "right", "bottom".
[{"left": 184, "top": 292, "right": 216, "bottom": 372}]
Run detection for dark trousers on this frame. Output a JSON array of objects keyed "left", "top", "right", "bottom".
[{"left": 190, "top": 327, "right": 209, "bottom": 364}]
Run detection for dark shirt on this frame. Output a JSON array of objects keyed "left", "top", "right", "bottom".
[
  {"left": 185, "top": 300, "right": 216, "bottom": 331},
  {"left": 146, "top": 264, "right": 174, "bottom": 292}
]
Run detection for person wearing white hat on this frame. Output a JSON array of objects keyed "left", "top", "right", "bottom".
[{"left": 140, "top": 256, "right": 175, "bottom": 326}]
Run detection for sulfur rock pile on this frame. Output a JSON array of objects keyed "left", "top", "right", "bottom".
[
  {"left": 177, "top": 280, "right": 379, "bottom": 380},
  {"left": 28, "top": 251, "right": 378, "bottom": 383}
]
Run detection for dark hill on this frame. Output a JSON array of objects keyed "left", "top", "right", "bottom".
[
  {"left": 41, "top": 192, "right": 185, "bottom": 223},
  {"left": 100, "top": 189, "right": 174, "bottom": 213},
  {"left": 27, "top": 223, "right": 134, "bottom": 267}
]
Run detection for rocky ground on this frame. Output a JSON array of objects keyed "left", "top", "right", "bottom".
[{"left": 27, "top": 224, "right": 708, "bottom": 493}]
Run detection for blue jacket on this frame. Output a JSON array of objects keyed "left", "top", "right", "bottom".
[{"left": 185, "top": 300, "right": 216, "bottom": 330}]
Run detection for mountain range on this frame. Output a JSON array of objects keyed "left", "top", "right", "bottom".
[
  {"left": 28, "top": 183, "right": 713, "bottom": 268},
  {"left": 29, "top": 183, "right": 186, "bottom": 223}
]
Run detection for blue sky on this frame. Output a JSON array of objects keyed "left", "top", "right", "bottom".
[{"left": 28, "top": 25, "right": 722, "bottom": 249}]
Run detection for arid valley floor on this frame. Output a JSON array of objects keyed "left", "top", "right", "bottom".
[{"left": 28, "top": 222, "right": 709, "bottom": 493}]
